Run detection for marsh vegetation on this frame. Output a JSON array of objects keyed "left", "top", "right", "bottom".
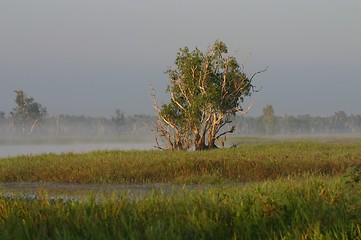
[
  {"left": 1, "top": 175, "right": 360, "bottom": 239},
  {"left": 0, "top": 138, "right": 361, "bottom": 239},
  {"left": 1, "top": 139, "right": 361, "bottom": 184}
]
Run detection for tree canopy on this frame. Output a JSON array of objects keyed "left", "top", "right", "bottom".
[
  {"left": 152, "top": 40, "right": 266, "bottom": 150},
  {"left": 262, "top": 104, "right": 278, "bottom": 135},
  {"left": 10, "top": 90, "right": 47, "bottom": 136}
]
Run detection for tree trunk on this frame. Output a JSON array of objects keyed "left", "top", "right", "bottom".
[
  {"left": 195, "top": 141, "right": 207, "bottom": 150},
  {"left": 194, "top": 132, "right": 207, "bottom": 150},
  {"left": 207, "top": 131, "right": 218, "bottom": 149},
  {"left": 28, "top": 119, "right": 39, "bottom": 136},
  {"left": 207, "top": 138, "right": 217, "bottom": 149}
]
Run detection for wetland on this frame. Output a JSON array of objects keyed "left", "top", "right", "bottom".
[{"left": 0, "top": 136, "right": 361, "bottom": 239}]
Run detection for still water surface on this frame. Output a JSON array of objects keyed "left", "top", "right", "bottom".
[{"left": 0, "top": 142, "right": 155, "bottom": 158}]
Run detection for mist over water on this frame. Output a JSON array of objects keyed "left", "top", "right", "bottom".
[
  {"left": 0, "top": 113, "right": 156, "bottom": 158},
  {"left": 2, "top": 108, "right": 361, "bottom": 157},
  {"left": 0, "top": 142, "right": 155, "bottom": 158}
]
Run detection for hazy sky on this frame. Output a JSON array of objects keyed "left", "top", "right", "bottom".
[{"left": 1, "top": 0, "right": 360, "bottom": 117}]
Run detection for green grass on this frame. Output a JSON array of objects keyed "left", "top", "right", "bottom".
[
  {"left": 0, "top": 174, "right": 360, "bottom": 239},
  {"left": 0, "top": 141, "right": 361, "bottom": 183},
  {"left": 1, "top": 140, "right": 361, "bottom": 239}
]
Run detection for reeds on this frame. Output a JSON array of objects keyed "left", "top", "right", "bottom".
[
  {"left": 0, "top": 142, "right": 361, "bottom": 183},
  {"left": 1, "top": 141, "right": 361, "bottom": 238},
  {"left": 0, "top": 175, "right": 360, "bottom": 239}
]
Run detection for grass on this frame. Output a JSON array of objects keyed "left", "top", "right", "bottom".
[
  {"left": 1, "top": 139, "right": 361, "bottom": 239},
  {"left": 0, "top": 174, "right": 360, "bottom": 239},
  {"left": 0, "top": 141, "right": 361, "bottom": 183}
]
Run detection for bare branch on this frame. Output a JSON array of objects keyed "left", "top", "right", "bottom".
[
  {"left": 221, "top": 59, "right": 230, "bottom": 101},
  {"left": 236, "top": 98, "right": 255, "bottom": 115},
  {"left": 249, "top": 66, "right": 268, "bottom": 83},
  {"left": 149, "top": 83, "right": 161, "bottom": 113},
  {"left": 170, "top": 91, "right": 186, "bottom": 111},
  {"left": 216, "top": 126, "right": 235, "bottom": 140},
  {"left": 175, "top": 80, "right": 192, "bottom": 107}
]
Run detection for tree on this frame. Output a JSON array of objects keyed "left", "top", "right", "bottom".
[
  {"left": 332, "top": 111, "right": 349, "bottom": 133},
  {"left": 152, "top": 40, "right": 266, "bottom": 150},
  {"left": 0, "top": 111, "right": 5, "bottom": 122},
  {"left": 0, "top": 111, "right": 5, "bottom": 134},
  {"left": 111, "top": 109, "right": 125, "bottom": 135},
  {"left": 10, "top": 90, "right": 47, "bottom": 136},
  {"left": 261, "top": 104, "right": 278, "bottom": 135}
]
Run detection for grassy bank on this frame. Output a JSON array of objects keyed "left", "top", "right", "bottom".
[
  {"left": 0, "top": 175, "right": 360, "bottom": 239},
  {"left": 1, "top": 141, "right": 361, "bottom": 183}
]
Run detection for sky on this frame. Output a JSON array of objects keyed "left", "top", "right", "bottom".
[{"left": 1, "top": 0, "right": 360, "bottom": 118}]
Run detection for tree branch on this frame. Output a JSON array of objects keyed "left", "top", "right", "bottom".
[
  {"left": 216, "top": 126, "right": 235, "bottom": 140},
  {"left": 235, "top": 99, "right": 255, "bottom": 115},
  {"left": 249, "top": 66, "right": 268, "bottom": 83}
]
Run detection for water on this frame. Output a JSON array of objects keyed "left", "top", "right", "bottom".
[{"left": 0, "top": 142, "right": 155, "bottom": 158}]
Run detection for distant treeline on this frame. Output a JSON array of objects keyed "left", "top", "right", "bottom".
[
  {"left": 0, "top": 112, "right": 154, "bottom": 137},
  {"left": 235, "top": 110, "right": 361, "bottom": 135},
  {"left": 1, "top": 107, "right": 361, "bottom": 138}
]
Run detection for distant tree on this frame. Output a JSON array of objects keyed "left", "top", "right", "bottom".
[
  {"left": 0, "top": 111, "right": 5, "bottom": 122},
  {"left": 152, "top": 40, "right": 266, "bottom": 150},
  {"left": 261, "top": 105, "right": 278, "bottom": 135},
  {"left": 348, "top": 114, "right": 361, "bottom": 133},
  {"left": 0, "top": 111, "right": 5, "bottom": 134},
  {"left": 332, "top": 111, "right": 348, "bottom": 133},
  {"left": 111, "top": 109, "right": 125, "bottom": 135},
  {"left": 52, "top": 115, "right": 65, "bottom": 136},
  {"left": 309, "top": 116, "right": 323, "bottom": 134},
  {"left": 10, "top": 90, "right": 47, "bottom": 136},
  {"left": 298, "top": 114, "right": 312, "bottom": 133},
  {"left": 129, "top": 114, "right": 154, "bottom": 135}
]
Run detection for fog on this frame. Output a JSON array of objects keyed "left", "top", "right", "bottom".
[
  {"left": 2, "top": 109, "right": 361, "bottom": 157},
  {"left": 0, "top": 142, "right": 155, "bottom": 158},
  {"left": 1, "top": 0, "right": 360, "bottom": 118}
]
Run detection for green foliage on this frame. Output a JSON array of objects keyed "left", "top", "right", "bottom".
[{"left": 155, "top": 40, "right": 265, "bottom": 150}]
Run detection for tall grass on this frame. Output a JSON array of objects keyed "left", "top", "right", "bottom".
[
  {"left": 1, "top": 142, "right": 361, "bottom": 183},
  {"left": 0, "top": 174, "right": 360, "bottom": 239},
  {"left": 1, "top": 141, "right": 361, "bottom": 239}
]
